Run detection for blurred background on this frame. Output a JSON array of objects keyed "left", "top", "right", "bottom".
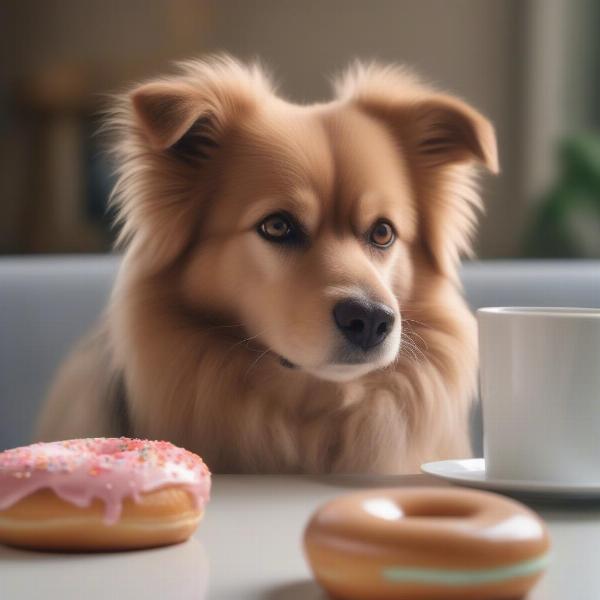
[{"left": 1, "top": 0, "right": 599, "bottom": 259}]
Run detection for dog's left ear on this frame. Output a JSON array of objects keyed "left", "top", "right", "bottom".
[
  {"left": 399, "top": 96, "right": 499, "bottom": 276},
  {"left": 337, "top": 64, "right": 498, "bottom": 277},
  {"left": 404, "top": 95, "right": 499, "bottom": 174}
]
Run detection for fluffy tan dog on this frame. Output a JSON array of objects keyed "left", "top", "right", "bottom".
[{"left": 37, "top": 56, "right": 498, "bottom": 473}]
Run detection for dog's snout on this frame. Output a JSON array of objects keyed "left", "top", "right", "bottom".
[{"left": 333, "top": 298, "right": 395, "bottom": 350}]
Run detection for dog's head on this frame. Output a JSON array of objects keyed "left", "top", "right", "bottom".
[{"left": 113, "top": 57, "right": 497, "bottom": 382}]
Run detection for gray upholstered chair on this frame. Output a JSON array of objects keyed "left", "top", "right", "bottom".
[{"left": 1, "top": 256, "right": 598, "bottom": 454}]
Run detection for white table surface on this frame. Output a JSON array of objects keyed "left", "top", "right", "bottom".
[{"left": 1, "top": 474, "right": 600, "bottom": 599}]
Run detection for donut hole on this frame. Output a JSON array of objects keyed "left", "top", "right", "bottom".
[{"left": 404, "top": 499, "right": 477, "bottom": 519}]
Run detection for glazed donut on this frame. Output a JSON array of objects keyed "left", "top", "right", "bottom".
[
  {"left": 0, "top": 438, "right": 211, "bottom": 551},
  {"left": 304, "top": 487, "right": 550, "bottom": 600}
]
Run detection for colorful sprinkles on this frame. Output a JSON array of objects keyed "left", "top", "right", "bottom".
[{"left": 0, "top": 438, "right": 211, "bottom": 524}]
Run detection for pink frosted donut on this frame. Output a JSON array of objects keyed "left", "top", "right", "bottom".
[{"left": 0, "top": 438, "right": 211, "bottom": 551}]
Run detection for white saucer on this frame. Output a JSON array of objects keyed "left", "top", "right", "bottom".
[{"left": 421, "top": 458, "right": 600, "bottom": 500}]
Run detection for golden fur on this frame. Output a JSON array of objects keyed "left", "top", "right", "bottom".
[{"left": 37, "top": 56, "right": 498, "bottom": 473}]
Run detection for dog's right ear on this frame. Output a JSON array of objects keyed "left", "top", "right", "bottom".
[
  {"left": 130, "top": 82, "right": 231, "bottom": 164},
  {"left": 131, "top": 82, "right": 209, "bottom": 151},
  {"left": 110, "top": 57, "right": 274, "bottom": 269},
  {"left": 129, "top": 58, "right": 272, "bottom": 161}
]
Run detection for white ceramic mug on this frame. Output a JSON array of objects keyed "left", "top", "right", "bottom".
[{"left": 478, "top": 307, "right": 600, "bottom": 483}]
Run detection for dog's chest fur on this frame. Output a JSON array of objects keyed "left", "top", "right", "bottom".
[{"left": 111, "top": 277, "right": 475, "bottom": 475}]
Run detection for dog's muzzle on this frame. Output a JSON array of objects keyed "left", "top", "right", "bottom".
[{"left": 333, "top": 297, "right": 395, "bottom": 351}]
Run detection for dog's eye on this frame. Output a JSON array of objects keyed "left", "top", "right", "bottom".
[
  {"left": 369, "top": 220, "right": 395, "bottom": 248},
  {"left": 261, "top": 214, "right": 291, "bottom": 239},
  {"left": 258, "top": 213, "right": 304, "bottom": 245}
]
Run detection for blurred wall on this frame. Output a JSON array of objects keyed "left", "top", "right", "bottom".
[
  {"left": 0, "top": 0, "right": 210, "bottom": 254},
  {"left": 0, "top": 0, "right": 540, "bottom": 258},
  {"left": 204, "top": 0, "right": 525, "bottom": 257}
]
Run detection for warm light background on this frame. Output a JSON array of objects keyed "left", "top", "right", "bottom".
[{"left": 1, "top": 0, "right": 598, "bottom": 258}]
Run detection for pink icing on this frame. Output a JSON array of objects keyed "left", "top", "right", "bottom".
[{"left": 0, "top": 438, "right": 211, "bottom": 525}]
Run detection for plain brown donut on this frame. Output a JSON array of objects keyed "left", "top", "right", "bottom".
[{"left": 304, "top": 487, "right": 550, "bottom": 600}]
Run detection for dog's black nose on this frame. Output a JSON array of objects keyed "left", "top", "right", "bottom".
[{"left": 333, "top": 298, "right": 395, "bottom": 350}]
